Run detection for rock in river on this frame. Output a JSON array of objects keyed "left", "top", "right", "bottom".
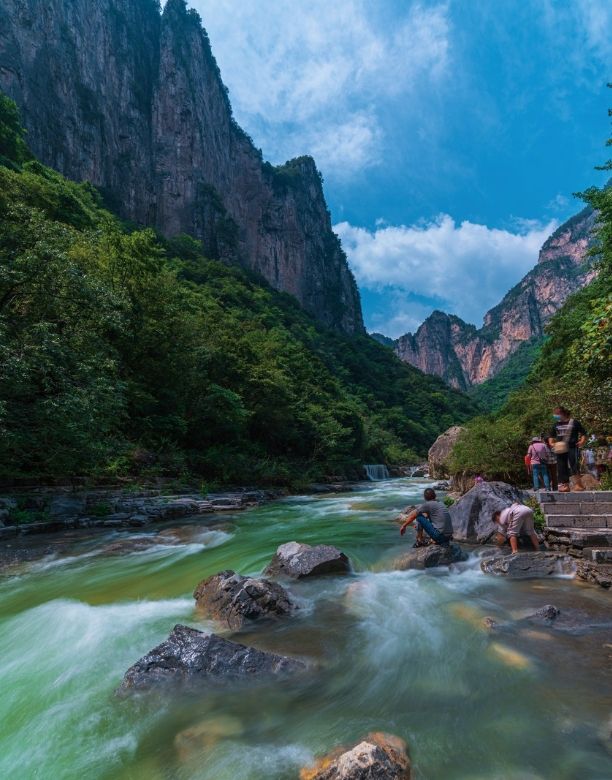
[
  {"left": 449, "top": 481, "right": 530, "bottom": 543},
  {"left": 193, "top": 570, "right": 296, "bottom": 629},
  {"left": 117, "top": 624, "right": 306, "bottom": 695},
  {"left": 480, "top": 552, "right": 575, "bottom": 579},
  {"left": 264, "top": 542, "right": 351, "bottom": 579},
  {"left": 394, "top": 542, "right": 466, "bottom": 570},
  {"left": 300, "top": 732, "right": 411, "bottom": 780}
]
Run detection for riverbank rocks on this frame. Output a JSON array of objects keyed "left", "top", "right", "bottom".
[
  {"left": 526, "top": 604, "right": 561, "bottom": 622},
  {"left": 300, "top": 732, "right": 410, "bottom": 780},
  {"left": 193, "top": 570, "right": 296, "bottom": 629},
  {"left": 480, "top": 552, "right": 575, "bottom": 579},
  {"left": 116, "top": 624, "right": 306, "bottom": 695},
  {"left": 264, "top": 542, "right": 351, "bottom": 579},
  {"left": 394, "top": 542, "right": 466, "bottom": 570},
  {"left": 449, "top": 482, "right": 529, "bottom": 543},
  {"left": 575, "top": 560, "right": 612, "bottom": 589},
  {"left": 428, "top": 426, "right": 465, "bottom": 479}
]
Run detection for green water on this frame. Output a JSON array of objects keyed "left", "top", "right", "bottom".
[{"left": 1, "top": 479, "right": 611, "bottom": 779}]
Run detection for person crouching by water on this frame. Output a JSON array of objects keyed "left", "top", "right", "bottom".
[
  {"left": 399, "top": 488, "right": 453, "bottom": 547},
  {"left": 527, "top": 436, "right": 551, "bottom": 491},
  {"left": 492, "top": 503, "right": 540, "bottom": 554}
]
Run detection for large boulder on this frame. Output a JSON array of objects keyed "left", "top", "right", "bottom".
[
  {"left": 264, "top": 542, "right": 351, "bottom": 579},
  {"left": 449, "top": 481, "right": 529, "bottom": 543},
  {"left": 427, "top": 426, "right": 465, "bottom": 479},
  {"left": 300, "top": 732, "right": 410, "bottom": 780},
  {"left": 193, "top": 570, "right": 296, "bottom": 629},
  {"left": 393, "top": 543, "right": 466, "bottom": 570},
  {"left": 116, "top": 624, "right": 306, "bottom": 695},
  {"left": 480, "top": 552, "right": 576, "bottom": 579}
]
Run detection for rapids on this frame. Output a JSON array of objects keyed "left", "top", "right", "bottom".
[{"left": 0, "top": 478, "right": 610, "bottom": 779}]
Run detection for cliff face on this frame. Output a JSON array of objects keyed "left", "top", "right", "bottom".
[
  {"left": 0, "top": 0, "right": 363, "bottom": 333},
  {"left": 394, "top": 207, "right": 597, "bottom": 389}
]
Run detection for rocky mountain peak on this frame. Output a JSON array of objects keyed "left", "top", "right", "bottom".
[{"left": 392, "top": 207, "right": 597, "bottom": 390}]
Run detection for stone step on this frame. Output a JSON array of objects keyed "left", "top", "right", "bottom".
[
  {"left": 545, "top": 515, "right": 611, "bottom": 529},
  {"left": 538, "top": 491, "right": 612, "bottom": 504},
  {"left": 543, "top": 502, "right": 612, "bottom": 516}
]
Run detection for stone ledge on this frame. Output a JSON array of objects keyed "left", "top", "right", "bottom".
[
  {"left": 544, "top": 502, "right": 612, "bottom": 515},
  {"left": 539, "top": 491, "right": 612, "bottom": 504}
]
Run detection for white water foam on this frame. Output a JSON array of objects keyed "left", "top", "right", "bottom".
[
  {"left": 0, "top": 596, "right": 198, "bottom": 779},
  {"left": 23, "top": 529, "right": 232, "bottom": 576}
]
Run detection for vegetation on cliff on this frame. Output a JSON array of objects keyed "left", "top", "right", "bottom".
[
  {"left": 467, "top": 338, "right": 543, "bottom": 413},
  {"left": 450, "top": 106, "right": 612, "bottom": 484},
  {"left": 0, "top": 96, "right": 475, "bottom": 485}
]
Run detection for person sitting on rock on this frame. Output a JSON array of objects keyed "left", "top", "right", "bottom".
[
  {"left": 492, "top": 502, "right": 540, "bottom": 554},
  {"left": 399, "top": 488, "right": 453, "bottom": 547}
]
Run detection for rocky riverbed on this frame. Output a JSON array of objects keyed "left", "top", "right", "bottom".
[{"left": 1, "top": 477, "right": 610, "bottom": 779}]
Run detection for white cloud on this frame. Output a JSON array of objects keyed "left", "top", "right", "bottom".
[
  {"left": 369, "top": 296, "right": 441, "bottom": 339},
  {"left": 190, "top": 0, "right": 450, "bottom": 176},
  {"left": 335, "top": 215, "right": 559, "bottom": 334}
]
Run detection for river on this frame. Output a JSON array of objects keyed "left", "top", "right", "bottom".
[{"left": 1, "top": 478, "right": 611, "bottom": 779}]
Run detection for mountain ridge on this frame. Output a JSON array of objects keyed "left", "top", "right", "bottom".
[{"left": 392, "top": 206, "right": 597, "bottom": 390}]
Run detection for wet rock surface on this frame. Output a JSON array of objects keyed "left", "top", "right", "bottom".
[
  {"left": 193, "top": 570, "right": 296, "bottom": 629},
  {"left": 526, "top": 604, "right": 561, "bottom": 622},
  {"left": 576, "top": 560, "right": 612, "bottom": 589},
  {"left": 117, "top": 624, "right": 306, "bottom": 695},
  {"left": 394, "top": 542, "right": 466, "bottom": 570},
  {"left": 483, "top": 605, "right": 561, "bottom": 634},
  {"left": 450, "top": 482, "right": 530, "bottom": 543},
  {"left": 481, "top": 552, "right": 575, "bottom": 579},
  {"left": 264, "top": 542, "right": 351, "bottom": 579},
  {"left": 300, "top": 732, "right": 411, "bottom": 780}
]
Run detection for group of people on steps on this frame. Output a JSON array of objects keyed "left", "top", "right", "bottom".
[{"left": 526, "top": 405, "right": 587, "bottom": 493}]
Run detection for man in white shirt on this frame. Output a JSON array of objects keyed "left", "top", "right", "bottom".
[{"left": 492, "top": 503, "right": 540, "bottom": 554}]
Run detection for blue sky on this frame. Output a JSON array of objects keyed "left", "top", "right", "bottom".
[{"left": 191, "top": 0, "right": 610, "bottom": 337}]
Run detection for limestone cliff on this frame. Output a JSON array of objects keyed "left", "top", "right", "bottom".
[
  {"left": 0, "top": 0, "right": 363, "bottom": 333},
  {"left": 394, "top": 207, "right": 597, "bottom": 389}
]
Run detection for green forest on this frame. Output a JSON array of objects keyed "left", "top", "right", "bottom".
[{"left": 0, "top": 93, "right": 476, "bottom": 487}]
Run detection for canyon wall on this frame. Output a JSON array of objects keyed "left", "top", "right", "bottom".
[{"left": 0, "top": 0, "right": 363, "bottom": 333}]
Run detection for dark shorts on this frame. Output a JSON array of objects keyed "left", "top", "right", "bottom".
[{"left": 415, "top": 514, "right": 452, "bottom": 545}]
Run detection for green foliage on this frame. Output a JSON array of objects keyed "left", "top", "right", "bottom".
[
  {"left": 443, "top": 495, "right": 455, "bottom": 507},
  {"left": 0, "top": 94, "right": 475, "bottom": 485},
  {"left": 8, "top": 508, "right": 50, "bottom": 525},
  {"left": 525, "top": 497, "right": 545, "bottom": 531},
  {"left": 0, "top": 93, "right": 31, "bottom": 167},
  {"left": 468, "top": 338, "right": 543, "bottom": 413},
  {"left": 89, "top": 502, "right": 111, "bottom": 517}
]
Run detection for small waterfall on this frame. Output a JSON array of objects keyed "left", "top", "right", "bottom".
[{"left": 364, "top": 464, "right": 390, "bottom": 481}]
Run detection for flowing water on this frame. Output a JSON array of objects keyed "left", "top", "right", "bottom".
[{"left": 1, "top": 479, "right": 611, "bottom": 780}]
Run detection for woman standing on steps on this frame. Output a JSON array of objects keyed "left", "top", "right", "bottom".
[
  {"left": 527, "top": 436, "right": 551, "bottom": 491},
  {"left": 548, "top": 406, "right": 587, "bottom": 492}
]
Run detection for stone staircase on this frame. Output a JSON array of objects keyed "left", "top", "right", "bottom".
[{"left": 538, "top": 491, "right": 612, "bottom": 587}]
